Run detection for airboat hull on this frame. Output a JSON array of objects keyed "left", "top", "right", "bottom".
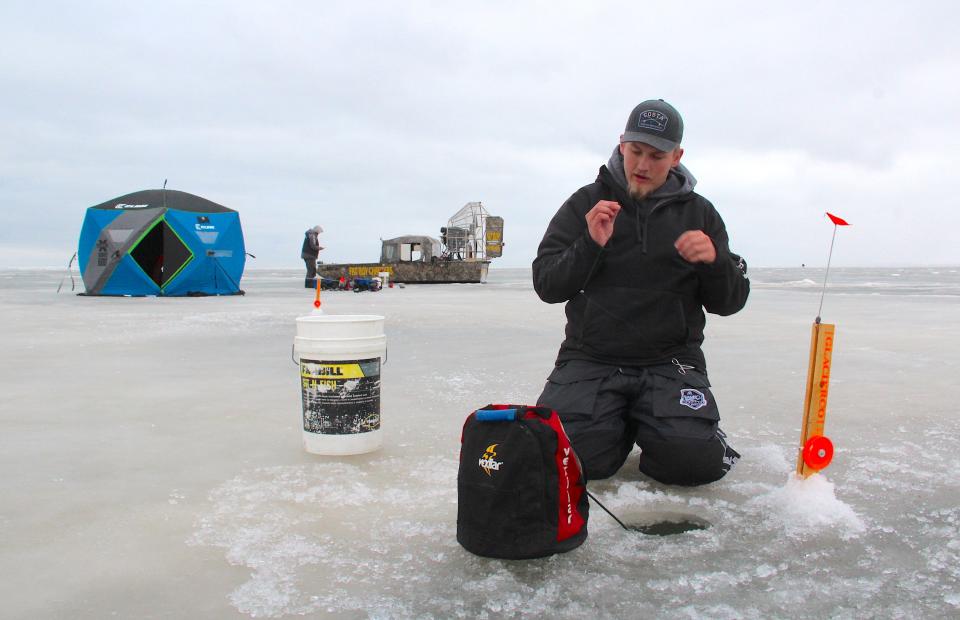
[{"left": 316, "top": 261, "right": 490, "bottom": 284}]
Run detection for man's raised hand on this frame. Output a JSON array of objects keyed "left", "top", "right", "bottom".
[
  {"left": 675, "top": 230, "right": 716, "bottom": 264},
  {"left": 586, "top": 200, "right": 621, "bottom": 247}
]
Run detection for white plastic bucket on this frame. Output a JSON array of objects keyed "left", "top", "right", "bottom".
[{"left": 294, "top": 314, "right": 386, "bottom": 455}]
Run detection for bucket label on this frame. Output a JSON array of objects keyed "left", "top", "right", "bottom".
[{"left": 301, "top": 358, "right": 380, "bottom": 435}]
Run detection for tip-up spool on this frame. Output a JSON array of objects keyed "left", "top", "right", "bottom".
[{"left": 802, "top": 435, "right": 834, "bottom": 470}]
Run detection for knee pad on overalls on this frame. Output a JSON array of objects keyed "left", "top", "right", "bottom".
[{"left": 637, "top": 432, "right": 737, "bottom": 486}]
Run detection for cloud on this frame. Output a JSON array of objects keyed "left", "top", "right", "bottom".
[
  {"left": 691, "top": 144, "right": 959, "bottom": 266},
  {"left": 1, "top": 1, "right": 958, "bottom": 268}
]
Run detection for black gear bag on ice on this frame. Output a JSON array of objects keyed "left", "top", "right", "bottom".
[{"left": 456, "top": 404, "right": 589, "bottom": 559}]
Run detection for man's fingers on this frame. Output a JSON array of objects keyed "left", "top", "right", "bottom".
[
  {"left": 675, "top": 230, "right": 716, "bottom": 263},
  {"left": 674, "top": 230, "right": 700, "bottom": 247},
  {"left": 675, "top": 230, "right": 704, "bottom": 251},
  {"left": 586, "top": 201, "right": 621, "bottom": 227},
  {"left": 586, "top": 201, "right": 621, "bottom": 247},
  {"left": 590, "top": 200, "right": 621, "bottom": 217}
]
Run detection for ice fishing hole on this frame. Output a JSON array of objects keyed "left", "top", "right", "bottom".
[{"left": 627, "top": 513, "right": 711, "bottom": 536}]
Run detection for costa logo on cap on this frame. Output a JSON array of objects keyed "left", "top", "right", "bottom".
[{"left": 638, "top": 110, "right": 668, "bottom": 132}]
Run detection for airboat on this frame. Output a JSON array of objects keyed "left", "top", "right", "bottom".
[{"left": 315, "top": 202, "right": 504, "bottom": 284}]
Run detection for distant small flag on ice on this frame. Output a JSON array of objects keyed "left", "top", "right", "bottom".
[{"left": 826, "top": 212, "right": 850, "bottom": 226}]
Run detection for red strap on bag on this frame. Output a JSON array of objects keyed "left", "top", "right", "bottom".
[{"left": 523, "top": 408, "right": 586, "bottom": 541}]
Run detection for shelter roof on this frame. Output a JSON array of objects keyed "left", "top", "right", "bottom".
[{"left": 88, "top": 189, "right": 235, "bottom": 213}]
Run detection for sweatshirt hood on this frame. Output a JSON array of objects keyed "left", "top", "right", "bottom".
[{"left": 605, "top": 145, "right": 696, "bottom": 201}]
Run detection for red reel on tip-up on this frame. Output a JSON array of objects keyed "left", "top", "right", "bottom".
[{"left": 802, "top": 435, "right": 834, "bottom": 471}]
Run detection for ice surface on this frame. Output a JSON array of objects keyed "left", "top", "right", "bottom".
[
  {"left": 2, "top": 267, "right": 960, "bottom": 618},
  {"left": 752, "top": 474, "right": 866, "bottom": 539}
]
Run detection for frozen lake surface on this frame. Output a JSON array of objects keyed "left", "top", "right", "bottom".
[{"left": 2, "top": 266, "right": 959, "bottom": 618}]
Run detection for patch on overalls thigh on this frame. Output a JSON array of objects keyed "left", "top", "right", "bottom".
[
  {"left": 678, "top": 388, "right": 708, "bottom": 411},
  {"left": 646, "top": 366, "right": 720, "bottom": 428}
]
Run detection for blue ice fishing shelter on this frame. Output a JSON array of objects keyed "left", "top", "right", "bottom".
[{"left": 78, "top": 189, "right": 246, "bottom": 296}]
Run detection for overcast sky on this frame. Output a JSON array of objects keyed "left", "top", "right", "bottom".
[{"left": 2, "top": 1, "right": 957, "bottom": 269}]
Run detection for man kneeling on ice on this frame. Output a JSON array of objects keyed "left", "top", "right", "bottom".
[{"left": 534, "top": 99, "right": 749, "bottom": 486}]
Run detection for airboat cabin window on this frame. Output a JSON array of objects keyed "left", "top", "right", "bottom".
[{"left": 400, "top": 243, "right": 423, "bottom": 262}]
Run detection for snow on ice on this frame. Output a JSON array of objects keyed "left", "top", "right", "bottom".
[{"left": 2, "top": 267, "right": 960, "bottom": 618}]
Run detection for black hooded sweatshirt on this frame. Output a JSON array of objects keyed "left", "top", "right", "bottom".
[{"left": 533, "top": 148, "right": 749, "bottom": 373}]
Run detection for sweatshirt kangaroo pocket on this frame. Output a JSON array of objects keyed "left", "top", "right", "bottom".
[{"left": 579, "top": 287, "right": 687, "bottom": 359}]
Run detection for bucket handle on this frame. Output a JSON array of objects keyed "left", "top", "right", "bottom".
[{"left": 292, "top": 344, "right": 388, "bottom": 366}]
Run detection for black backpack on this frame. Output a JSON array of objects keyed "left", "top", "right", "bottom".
[{"left": 456, "top": 404, "right": 589, "bottom": 559}]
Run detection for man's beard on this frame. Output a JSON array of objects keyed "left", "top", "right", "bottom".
[{"left": 627, "top": 182, "right": 652, "bottom": 200}]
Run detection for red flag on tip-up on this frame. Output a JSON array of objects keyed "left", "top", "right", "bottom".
[{"left": 826, "top": 212, "right": 850, "bottom": 226}]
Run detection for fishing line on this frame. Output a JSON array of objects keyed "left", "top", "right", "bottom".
[
  {"left": 584, "top": 489, "right": 632, "bottom": 531},
  {"left": 816, "top": 223, "right": 838, "bottom": 323},
  {"left": 816, "top": 212, "right": 851, "bottom": 322}
]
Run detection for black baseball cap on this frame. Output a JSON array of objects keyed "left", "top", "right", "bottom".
[{"left": 621, "top": 99, "right": 683, "bottom": 152}]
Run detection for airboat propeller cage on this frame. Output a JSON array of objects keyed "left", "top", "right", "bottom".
[
  {"left": 440, "top": 202, "right": 503, "bottom": 260},
  {"left": 77, "top": 189, "right": 246, "bottom": 296}
]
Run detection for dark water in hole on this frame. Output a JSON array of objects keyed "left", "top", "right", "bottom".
[{"left": 632, "top": 519, "right": 711, "bottom": 536}]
